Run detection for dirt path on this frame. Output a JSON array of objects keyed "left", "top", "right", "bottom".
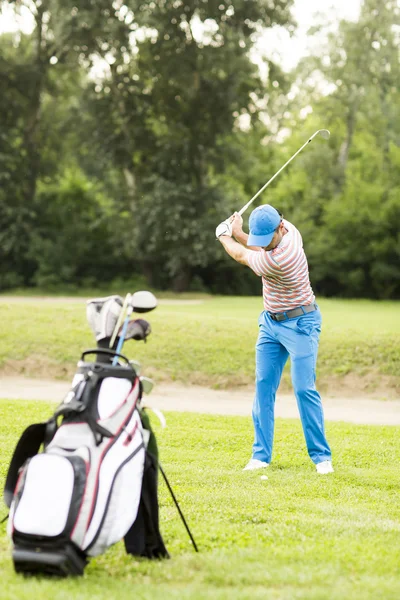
[{"left": 1, "top": 377, "right": 400, "bottom": 425}]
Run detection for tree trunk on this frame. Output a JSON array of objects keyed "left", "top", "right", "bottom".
[
  {"left": 334, "top": 104, "right": 357, "bottom": 194},
  {"left": 123, "top": 167, "right": 136, "bottom": 208},
  {"left": 172, "top": 267, "right": 191, "bottom": 292},
  {"left": 22, "top": 5, "right": 47, "bottom": 206},
  {"left": 23, "top": 83, "right": 42, "bottom": 206}
]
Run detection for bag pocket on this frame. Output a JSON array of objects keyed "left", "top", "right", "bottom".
[{"left": 12, "top": 453, "right": 87, "bottom": 540}]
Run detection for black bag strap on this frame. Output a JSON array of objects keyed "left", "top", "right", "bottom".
[
  {"left": 54, "top": 357, "right": 135, "bottom": 420},
  {"left": 54, "top": 364, "right": 131, "bottom": 445},
  {"left": 3, "top": 422, "right": 48, "bottom": 508}
]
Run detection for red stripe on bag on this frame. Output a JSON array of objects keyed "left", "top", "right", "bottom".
[
  {"left": 123, "top": 421, "right": 138, "bottom": 447},
  {"left": 106, "top": 378, "right": 139, "bottom": 420},
  {"left": 84, "top": 402, "right": 139, "bottom": 533}
]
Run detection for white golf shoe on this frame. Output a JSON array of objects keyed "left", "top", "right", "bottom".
[
  {"left": 243, "top": 458, "right": 269, "bottom": 471},
  {"left": 316, "top": 460, "right": 334, "bottom": 474}
]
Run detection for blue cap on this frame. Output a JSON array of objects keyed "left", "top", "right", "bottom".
[{"left": 247, "top": 205, "right": 281, "bottom": 247}]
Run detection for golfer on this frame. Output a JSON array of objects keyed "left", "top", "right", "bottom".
[{"left": 215, "top": 205, "right": 333, "bottom": 474}]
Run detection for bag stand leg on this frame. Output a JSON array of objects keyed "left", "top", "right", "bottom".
[{"left": 159, "top": 463, "right": 199, "bottom": 553}]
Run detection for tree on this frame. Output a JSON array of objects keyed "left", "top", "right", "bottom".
[
  {"left": 270, "top": 0, "right": 400, "bottom": 298},
  {"left": 0, "top": 32, "right": 38, "bottom": 287},
  {"left": 81, "top": 0, "right": 295, "bottom": 289},
  {"left": 0, "top": 0, "right": 135, "bottom": 286}
]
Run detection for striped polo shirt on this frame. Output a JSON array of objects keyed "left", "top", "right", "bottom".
[{"left": 247, "top": 219, "right": 315, "bottom": 313}]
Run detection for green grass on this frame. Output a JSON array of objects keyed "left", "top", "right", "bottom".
[
  {"left": 1, "top": 399, "right": 400, "bottom": 599},
  {"left": 0, "top": 296, "right": 399, "bottom": 396}
]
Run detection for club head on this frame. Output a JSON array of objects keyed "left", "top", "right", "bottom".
[
  {"left": 130, "top": 291, "right": 157, "bottom": 313},
  {"left": 317, "top": 129, "right": 330, "bottom": 139},
  {"left": 140, "top": 376, "right": 154, "bottom": 394},
  {"left": 123, "top": 318, "right": 151, "bottom": 341},
  {"left": 129, "top": 359, "right": 142, "bottom": 375}
]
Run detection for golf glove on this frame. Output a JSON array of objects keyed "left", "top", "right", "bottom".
[
  {"left": 215, "top": 220, "right": 232, "bottom": 239},
  {"left": 86, "top": 295, "right": 123, "bottom": 341}
]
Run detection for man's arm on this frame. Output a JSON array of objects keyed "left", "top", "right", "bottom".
[
  {"left": 231, "top": 213, "right": 262, "bottom": 251},
  {"left": 218, "top": 235, "right": 250, "bottom": 265},
  {"left": 232, "top": 229, "right": 249, "bottom": 246},
  {"left": 215, "top": 214, "right": 279, "bottom": 278}
]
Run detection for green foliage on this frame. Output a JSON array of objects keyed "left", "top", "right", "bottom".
[
  {"left": 0, "top": 0, "right": 135, "bottom": 289},
  {"left": 0, "top": 0, "right": 399, "bottom": 297},
  {"left": 1, "top": 400, "right": 400, "bottom": 599},
  {"left": 134, "top": 176, "right": 231, "bottom": 290},
  {"left": 78, "top": 0, "right": 294, "bottom": 290},
  {"left": 26, "top": 169, "right": 128, "bottom": 286},
  {"left": 269, "top": 0, "right": 400, "bottom": 299},
  {"left": 0, "top": 33, "right": 36, "bottom": 288}
]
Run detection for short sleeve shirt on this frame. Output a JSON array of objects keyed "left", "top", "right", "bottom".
[{"left": 247, "top": 220, "right": 315, "bottom": 313}]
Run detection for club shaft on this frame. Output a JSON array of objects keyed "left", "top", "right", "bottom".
[
  {"left": 112, "top": 317, "right": 129, "bottom": 365},
  {"left": 110, "top": 293, "right": 131, "bottom": 348},
  {"left": 238, "top": 131, "right": 321, "bottom": 216},
  {"left": 112, "top": 304, "right": 133, "bottom": 365}
]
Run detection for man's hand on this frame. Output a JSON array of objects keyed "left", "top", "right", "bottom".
[
  {"left": 229, "top": 212, "right": 243, "bottom": 238},
  {"left": 215, "top": 220, "right": 232, "bottom": 239}
]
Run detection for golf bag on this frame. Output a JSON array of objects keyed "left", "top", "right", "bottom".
[{"left": 4, "top": 349, "right": 168, "bottom": 576}]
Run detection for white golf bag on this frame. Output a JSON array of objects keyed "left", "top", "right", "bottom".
[{"left": 4, "top": 349, "right": 168, "bottom": 576}]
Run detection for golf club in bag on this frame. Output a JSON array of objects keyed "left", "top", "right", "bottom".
[{"left": 3, "top": 291, "right": 197, "bottom": 577}]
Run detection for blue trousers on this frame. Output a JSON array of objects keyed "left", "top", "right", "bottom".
[{"left": 252, "top": 308, "right": 331, "bottom": 464}]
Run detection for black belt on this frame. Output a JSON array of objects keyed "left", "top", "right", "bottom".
[{"left": 268, "top": 303, "right": 317, "bottom": 322}]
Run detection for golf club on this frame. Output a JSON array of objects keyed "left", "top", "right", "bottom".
[
  {"left": 110, "top": 291, "right": 157, "bottom": 349},
  {"left": 237, "top": 129, "right": 330, "bottom": 216},
  {"left": 111, "top": 291, "right": 157, "bottom": 365},
  {"left": 124, "top": 318, "right": 151, "bottom": 341},
  {"left": 113, "top": 304, "right": 133, "bottom": 365},
  {"left": 110, "top": 293, "right": 132, "bottom": 348}
]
